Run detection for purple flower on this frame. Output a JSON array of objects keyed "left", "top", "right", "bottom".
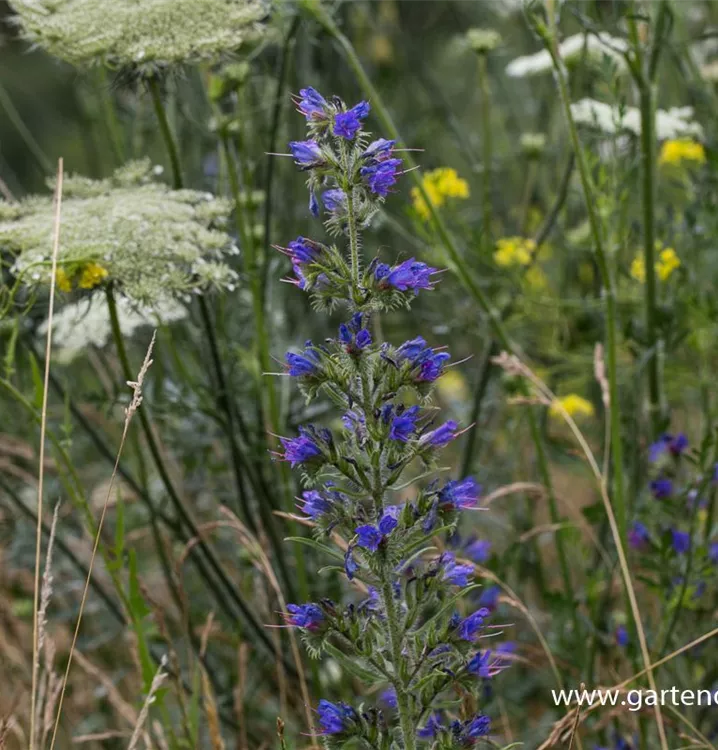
[
  {"left": 279, "top": 429, "right": 322, "bottom": 467},
  {"left": 287, "top": 236, "right": 321, "bottom": 264},
  {"left": 296, "top": 87, "right": 328, "bottom": 120},
  {"left": 650, "top": 477, "right": 673, "bottom": 499},
  {"left": 440, "top": 552, "right": 474, "bottom": 587},
  {"left": 361, "top": 158, "right": 403, "bottom": 196},
  {"left": 364, "top": 138, "right": 396, "bottom": 160},
  {"left": 380, "top": 688, "right": 397, "bottom": 709},
  {"left": 317, "top": 699, "right": 355, "bottom": 735},
  {"left": 710, "top": 541, "right": 718, "bottom": 564},
  {"left": 438, "top": 477, "right": 482, "bottom": 510},
  {"left": 457, "top": 608, "right": 490, "bottom": 641},
  {"left": 649, "top": 432, "right": 689, "bottom": 462},
  {"left": 376, "top": 257, "right": 439, "bottom": 292},
  {"left": 338, "top": 312, "right": 372, "bottom": 354},
  {"left": 285, "top": 342, "right": 321, "bottom": 377},
  {"left": 333, "top": 101, "right": 370, "bottom": 139},
  {"left": 284, "top": 603, "right": 324, "bottom": 631},
  {"left": 344, "top": 548, "right": 359, "bottom": 580},
  {"left": 456, "top": 715, "right": 491, "bottom": 742},
  {"left": 421, "top": 420, "right": 458, "bottom": 448},
  {"left": 322, "top": 188, "right": 346, "bottom": 215},
  {"left": 289, "top": 139, "right": 322, "bottom": 166},
  {"left": 389, "top": 405, "right": 420, "bottom": 442},
  {"left": 298, "top": 490, "right": 332, "bottom": 519},
  {"left": 628, "top": 521, "right": 650, "bottom": 550},
  {"left": 309, "top": 190, "right": 319, "bottom": 217},
  {"left": 467, "top": 649, "right": 510, "bottom": 678},
  {"left": 417, "top": 713, "right": 444, "bottom": 739},
  {"left": 615, "top": 625, "right": 629, "bottom": 647},
  {"left": 396, "top": 337, "right": 450, "bottom": 382},
  {"left": 671, "top": 529, "right": 690, "bottom": 555},
  {"left": 355, "top": 524, "right": 383, "bottom": 552},
  {"left": 478, "top": 584, "right": 500, "bottom": 609},
  {"left": 466, "top": 539, "right": 491, "bottom": 563},
  {"left": 378, "top": 505, "right": 401, "bottom": 535}
]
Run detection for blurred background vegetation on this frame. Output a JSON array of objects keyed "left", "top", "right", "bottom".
[{"left": 2, "top": 0, "right": 718, "bottom": 748}]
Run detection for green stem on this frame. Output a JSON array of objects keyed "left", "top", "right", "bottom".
[
  {"left": 545, "top": 29, "right": 627, "bottom": 543},
  {"left": 478, "top": 54, "right": 492, "bottom": 253},
  {"left": 381, "top": 577, "right": 416, "bottom": 750},
  {"left": 148, "top": 77, "right": 183, "bottom": 190},
  {"left": 98, "top": 68, "right": 126, "bottom": 165},
  {"left": 638, "top": 81, "right": 662, "bottom": 436},
  {"left": 0, "top": 80, "right": 52, "bottom": 174}
]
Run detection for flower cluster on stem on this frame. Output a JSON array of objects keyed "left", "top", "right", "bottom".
[{"left": 275, "top": 87, "right": 507, "bottom": 749}]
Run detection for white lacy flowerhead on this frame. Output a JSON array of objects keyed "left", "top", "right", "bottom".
[
  {"left": 38, "top": 295, "right": 187, "bottom": 364},
  {"left": 570, "top": 98, "right": 704, "bottom": 141},
  {"left": 8, "top": 0, "right": 268, "bottom": 68},
  {"left": 506, "top": 32, "right": 628, "bottom": 78}
]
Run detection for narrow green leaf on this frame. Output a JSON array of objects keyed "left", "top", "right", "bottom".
[
  {"left": 413, "top": 584, "right": 482, "bottom": 636},
  {"left": 285, "top": 535, "right": 344, "bottom": 561}
]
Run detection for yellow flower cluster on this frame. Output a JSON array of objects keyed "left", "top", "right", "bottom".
[
  {"left": 659, "top": 139, "right": 706, "bottom": 167},
  {"left": 411, "top": 167, "right": 470, "bottom": 220},
  {"left": 54, "top": 262, "right": 109, "bottom": 292},
  {"left": 494, "top": 236, "right": 536, "bottom": 267},
  {"left": 630, "top": 246, "right": 681, "bottom": 283},
  {"left": 549, "top": 394, "right": 595, "bottom": 419}
]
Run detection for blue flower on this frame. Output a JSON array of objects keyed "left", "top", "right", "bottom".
[
  {"left": 333, "top": 101, "right": 370, "bottom": 139},
  {"left": 456, "top": 715, "right": 491, "bottom": 742},
  {"left": 467, "top": 649, "right": 510, "bottom": 679},
  {"left": 388, "top": 405, "right": 420, "bottom": 442},
  {"left": 356, "top": 506, "right": 400, "bottom": 552},
  {"left": 628, "top": 521, "right": 650, "bottom": 550},
  {"left": 322, "top": 188, "right": 347, "bottom": 215},
  {"left": 440, "top": 552, "right": 474, "bottom": 587},
  {"left": 378, "top": 505, "right": 401, "bottom": 535},
  {"left": 289, "top": 139, "right": 323, "bottom": 166},
  {"left": 458, "top": 608, "right": 490, "bottom": 641},
  {"left": 376, "top": 257, "right": 439, "bottom": 292},
  {"left": 438, "top": 477, "right": 482, "bottom": 510},
  {"left": 650, "top": 477, "right": 673, "bottom": 499},
  {"left": 361, "top": 158, "right": 403, "bottom": 196},
  {"left": 355, "top": 524, "right": 383, "bottom": 552},
  {"left": 285, "top": 342, "right": 321, "bottom": 377},
  {"left": 396, "top": 336, "right": 451, "bottom": 382},
  {"left": 421, "top": 420, "right": 458, "bottom": 448},
  {"left": 298, "top": 490, "right": 332, "bottom": 519},
  {"left": 478, "top": 584, "right": 500, "bottom": 609},
  {"left": 296, "top": 87, "right": 328, "bottom": 120},
  {"left": 380, "top": 687, "right": 397, "bottom": 709},
  {"left": 417, "top": 712, "right": 444, "bottom": 739},
  {"left": 710, "top": 541, "right": 718, "bottom": 564},
  {"left": 344, "top": 548, "right": 359, "bottom": 580},
  {"left": 279, "top": 429, "right": 323, "bottom": 467},
  {"left": 287, "top": 236, "right": 322, "bottom": 264},
  {"left": 309, "top": 190, "right": 319, "bottom": 217},
  {"left": 284, "top": 603, "right": 325, "bottom": 631},
  {"left": 465, "top": 539, "right": 491, "bottom": 563},
  {"left": 364, "top": 138, "right": 396, "bottom": 160},
  {"left": 671, "top": 528, "right": 690, "bottom": 555},
  {"left": 316, "top": 699, "right": 356, "bottom": 735},
  {"left": 615, "top": 624, "right": 629, "bottom": 647},
  {"left": 649, "top": 432, "right": 688, "bottom": 462},
  {"left": 338, "top": 312, "right": 372, "bottom": 354}
]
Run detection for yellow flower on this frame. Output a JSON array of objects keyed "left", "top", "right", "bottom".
[
  {"left": 549, "top": 394, "right": 595, "bottom": 419},
  {"left": 78, "top": 262, "right": 109, "bottom": 289},
  {"left": 55, "top": 267, "right": 72, "bottom": 292},
  {"left": 656, "top": 247, "right": 680, "bottom": 281},
  {"left": 659, "top": 139, "right": 706, "bottom": 167},
  {"left": 524, "top": 265, "right": 548, "bottom": 291},
  {"left": 493, "top": 236, "right": 536, "bottom": 267},
  {"left": 630, "top": 246, "right": 680, "bottom": 283},
  {"left": 630, "top": 256, "right": 646, "bottom": 283},
  {"left": 411, "top": 167, "right": 470, "bottom": 220}
]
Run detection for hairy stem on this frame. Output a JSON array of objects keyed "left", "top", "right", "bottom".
[
  {"left": 148, "top": 77, "right": 183, "bottom": 190},
  {"left": 478, "top": 54, "right": 492, "bottom": 254}
]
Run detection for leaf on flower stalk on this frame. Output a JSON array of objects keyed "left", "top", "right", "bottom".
[
  {"left": 324, "top": 643, "right": 386, "bottom": 685},
  {"left": 414, "top": 584, "right": 482, "bottom": 636}
]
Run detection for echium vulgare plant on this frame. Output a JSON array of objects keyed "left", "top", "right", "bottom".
[{"left": 275, "top": 87, "right": 510, "bottom": 749}]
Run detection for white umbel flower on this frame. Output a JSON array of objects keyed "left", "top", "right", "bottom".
[
  {"left": 570, "top": 98, "right": 704, "bottom": 141},
  {"left": 506, "top": 32, "right": 628, "bottom": 78},
  {"left": 38, "top": 295, "right": 187, "bottom": 364}
]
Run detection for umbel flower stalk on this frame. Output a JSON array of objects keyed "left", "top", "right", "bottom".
[{"left": 276, "top": 88, "right": 507, "bottom": 749}]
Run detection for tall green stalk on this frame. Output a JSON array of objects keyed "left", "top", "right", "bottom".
[{"left": 478, "top": 54, "right": 493, "bottom": 254}]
